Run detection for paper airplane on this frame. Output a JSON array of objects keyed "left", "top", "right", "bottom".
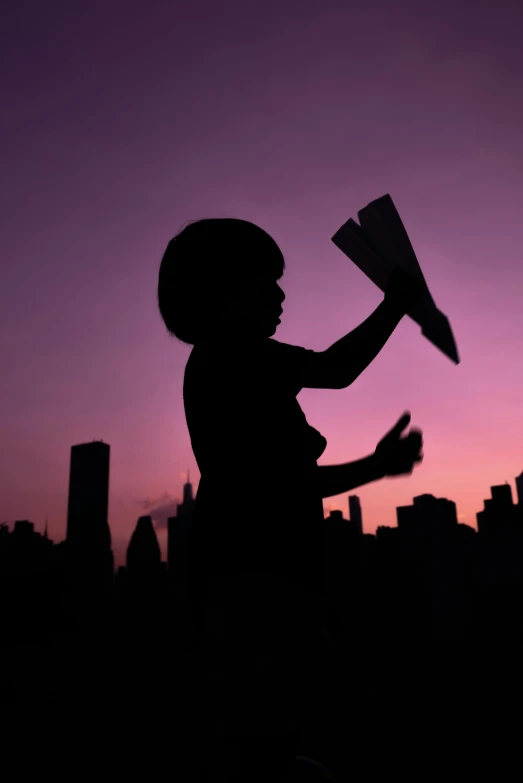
[{"left": 331, "top": 194, "right": 460, "bottom": 364}]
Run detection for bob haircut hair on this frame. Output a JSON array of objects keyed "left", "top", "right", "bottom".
[{"left": 157, "top": 217, "right": 285, "bottom": 345}]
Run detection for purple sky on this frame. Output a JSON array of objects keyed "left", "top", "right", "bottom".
[{"left": 2, "top": 0, "right": 523, "bottom": 566}]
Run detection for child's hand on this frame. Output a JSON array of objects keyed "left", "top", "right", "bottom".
[
  {"left": 385, "top": 267, "right": 425, "bottom": 315},
  {"left": 374, "top": 412, "right": 423, "bottom": 477}
]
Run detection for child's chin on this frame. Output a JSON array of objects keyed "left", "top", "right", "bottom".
[{"left": 238, "top": 318, "right": 278, "bottom": 338}]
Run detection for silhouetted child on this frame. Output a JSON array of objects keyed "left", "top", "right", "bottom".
[{"left": 157, "top": 217, "right": 424, "bottom": 781}]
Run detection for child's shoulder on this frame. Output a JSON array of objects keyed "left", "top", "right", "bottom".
[{"left": 190, "top": 336, "right": 309, "bottom": 373}]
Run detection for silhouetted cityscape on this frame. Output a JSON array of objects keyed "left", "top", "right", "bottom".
[{"left": 3, "top": 440, "right": 523, "bottom": 776}]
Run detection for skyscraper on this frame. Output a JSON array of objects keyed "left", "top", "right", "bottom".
[
  {"left": 515, "top": 472, "right": 523, "bottom": 506},
  {"left": 177, "top": 469, "right": 196, "bottom": 518},
  {"left": 413, "top": 494, "right": 458, "bottom": 527},
  {"left": 491, "top": 484, "right": 513, "bottom": 508},
  {"left": 477, "top": 483, "right": 521, "bottom": 535},
  {"left": 397, "top": 504, "right": 417, "bottom": 531},
  {"left": 396, "top": 494, "right": 458, "bottom": 535},
  {"left": 127, "top": 516, "right": 161, "bottom": 573},
  {"left": 168, "top": 472, "right": 195, "bottom": 583},
  {"left": 66, "top": 440, "right": 113, "bottom": 580},
  {"left": 348, "top": 495, "right": 363, "bottom": 535}
]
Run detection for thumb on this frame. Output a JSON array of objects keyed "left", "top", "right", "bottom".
[{"left": 383, "top": 411, "right": 411, "bottom": 440}]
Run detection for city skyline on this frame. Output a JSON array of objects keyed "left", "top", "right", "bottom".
[
  {"left": 3, "top": 437, "right": 521, "bottom": 567},
  {"left": 2, "top": 1, "right": 523, "bottom": 562}
]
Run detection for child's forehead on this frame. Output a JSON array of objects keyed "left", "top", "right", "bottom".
[{"left": 245, "top": 245, "right": 285, "bottom": 281}]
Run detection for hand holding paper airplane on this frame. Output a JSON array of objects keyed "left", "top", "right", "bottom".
[
  {"left": 385, "top": 266, "right": 426, "bottom": 315},
  {"left": 331, "top": 194, "right": 460, "bottom": 364}
]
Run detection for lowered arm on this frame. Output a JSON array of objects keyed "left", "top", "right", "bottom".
[{"left": 317, "top": 454, "right": 385, "bottom": 499}]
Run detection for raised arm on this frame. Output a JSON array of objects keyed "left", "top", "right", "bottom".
[{"left": 323, "top": 268, "right": 425, "bottom": 388}]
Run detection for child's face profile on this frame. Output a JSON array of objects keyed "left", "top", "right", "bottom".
[{"left": 221, "top": 272, "right": 285, "bottom": 338}]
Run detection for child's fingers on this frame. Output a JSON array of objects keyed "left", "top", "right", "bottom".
[{"left": 384, "top": 411, "right": 411, "bottom": 440}]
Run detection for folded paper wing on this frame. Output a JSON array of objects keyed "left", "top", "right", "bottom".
[{"left": 331, "top": 194, "right": 460, "bottom": 364}]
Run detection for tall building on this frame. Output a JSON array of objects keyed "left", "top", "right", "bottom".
[
  {"left": 515, "top": 472, "right": 523, "bottom": 506},
  {"left": 14, "top": 520, "right": 35, "bottom": 537},
  {"left": 120, "top": 516, "right": 164, "bottom": 625},
  {"left": 127, "top": 516, "right": 161, "bottom": 573},
  {"left": 414, "top": 494, "right": 458, "bottom": 527},
  {"left": 348, "top": 495, "right": 363, "bottom": 535},
  {"left": 66, "top": 440, "right": 113, "bottom": 581},
  {"left": 396, "top": 494, "right": 458, "bottom": 535},
  {"left": 168, "top": 472, "right": 195, "bottom": 582},
  {"left": 477, "top": 483, "right": 522, "bottom": 535},
  {"left": 491, "top": 483, "right": 513, "bottom": 507},
  {"left": 177, "top": 469, "right": 196, "bottom": 518},
  {"left": 397, "top": 504, "right": 417, "bottom": 532}
]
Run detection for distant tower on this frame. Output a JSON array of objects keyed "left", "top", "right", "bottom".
[
  {"left": 516, "top": 472, "right": 523, "bottom": 506},
  {"left": 348, "top": 495, "right": 363, "bottom": 535},
  {"left": 14, "top": 520, "right": 35, "bottom": 536},
  {"left": 168, "top": 471, "right": 195, "bottom": 582},
  {"left": 44, "top": 516, "right": 49, "bottom": 539},
  {"left": 396, "top": 494, "right": 458, "bottom": 535},
  {"left": 477, "top": 483, "right": 520, "bottom": 535},
  {"left": 66, "top": 440, "right": 113, "bottom": 581},
  {"left": 177, "top": 469, "right": 196, "bottom": 518},
  {"left": 127, "top": 516, "right": 161, "bottom": 573},
  {"left": 413, "top": 494, "right": 458, "bottom": 527},
  {"left": 491, "top": 483, "right": 513, "bottom": 508}
]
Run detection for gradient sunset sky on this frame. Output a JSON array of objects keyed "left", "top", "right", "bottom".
[{"left": 2, "top": 0, "right": 523, "bottom": 565}]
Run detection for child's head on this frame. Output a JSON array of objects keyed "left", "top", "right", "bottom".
[{"left": 157, "top": 218, "right": 286, "bottom": 344}]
